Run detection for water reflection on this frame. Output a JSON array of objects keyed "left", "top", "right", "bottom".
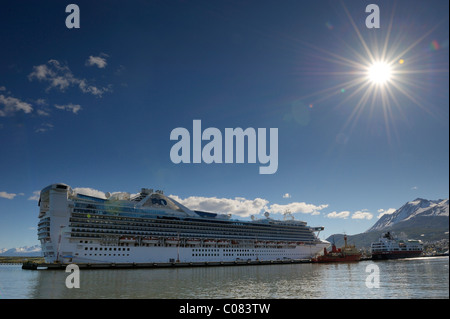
[{"left": 1, "top": 256, "right": 447, "bottom": 299}]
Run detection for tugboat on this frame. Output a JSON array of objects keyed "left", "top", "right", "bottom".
[{"left": 312, "top": 235, "right": 361, "bottom": 263}]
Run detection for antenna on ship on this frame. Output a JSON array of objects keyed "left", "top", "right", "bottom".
[{"left": 283, "top": 210, "right": 294, "bottom": 221}]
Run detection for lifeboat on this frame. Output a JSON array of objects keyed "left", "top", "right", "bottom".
[
  {"left": 288, "top": 242, "right": 297, "bottom": 247},
  {"left": 255, "top": 241, "right": 265, "bottom": 247},
  {"left": 165, "top": 237, "right": 180, "bottom": 245},
  {"left": 266, "top": 241, "right": 277, "bottom": 247},
  {"left": 142, "top": 236, "right": 159, "bottom": 244},
  {"left": 119, "top": 236, "right": 136, "bottom": 243},
  {"left": 186, "top": 238, "right": 201, "bottom": 245}
]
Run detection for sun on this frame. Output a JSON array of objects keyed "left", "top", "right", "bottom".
[
  {"left": 367, "top": 61, "right": 392, "bottom": 85},
  {"left": 290, "top": 1, "right": 447, "bottom": 147}
]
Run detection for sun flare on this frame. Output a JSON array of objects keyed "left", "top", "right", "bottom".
[
  {"left": 292, "top": 2, "right": 447, "bottom": 147},
  {"left": 367, "top": 61, "right": 392, "bottom": 85}
]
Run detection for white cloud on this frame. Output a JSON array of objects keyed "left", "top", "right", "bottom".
[
  {"left": 36, "top": 109, "right": 50, "bottom": 116},
  {"left": 28, "top": 64, "right": 52, "bottom": 81},
  {"left": 170, "top": 195, "right": 269, "bottom": 218},
  {"left": 0, "top": 191, "right": 18, "bottom": 200},
  {"left": 35, "top": 98, "right": 47, "bottom": 105},
  {"left": 78, "top": 80, "right": 112, "bottom": 96},
  {"left": 326, "top": 211, "right": 350, "bottom": 219},
  {"left": 35, "top": 123, "right": 54, "bottom": 133},
  {"left": 282, "top": 193, "right": 291, "bottom": 198},
  {"left": 28, "top": 191, "right": 41, "bottom": 201},
  {"left": 170, "top": 194, "right": 328, "bottom": 218},
  {"left": 64, "top": 187, "right": 329, "bottom": 219},
  {"left": 326, "top": 209, "right": 374, "bottom": 220},
  {"left": 0, "top": 94, "right": 33, "bottom": 117},
  {"left": 54, "top": 103, "right": 82, "bottom": 114},
  {"left": 35, "top": 99, "right": 50, "bottom": 116},
  {"left": 73, "top": 187, "right": 107, "bottom": 199},
  {"left": 351, "top": 210, "right": 373, "bottom": 220},
  {"left": 86, "top": 55, "right": 108, "bottom": 68},
  {"left": 377, "top": 208, "right": 396, "bottom": 219},
  {"left": 73, "top": 187, "right": 141, "bottom": 200},
  {"left": 28, "top": 59, "right": 111, "bottom": 97},
  {"left": 267, "top": 202, "right": 328, "bottom": 216}
]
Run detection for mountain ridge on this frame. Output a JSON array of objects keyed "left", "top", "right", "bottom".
[
  {"left": 0, "top": 245, "right": 42, "bottom": 257},
  {"left": 367, "top": 198, "right": 448, "bottom": 232},
  {"left": 327, "top": 197, "right": 449, "bottom": 249}
]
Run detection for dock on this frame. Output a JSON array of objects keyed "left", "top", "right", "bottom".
[{"left": 22, "top": 258, "right": 312, "bottom": 270}]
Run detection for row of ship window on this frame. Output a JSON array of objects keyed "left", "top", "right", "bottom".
[
  {"left": 72, "top": 231, "right": 306, "bottom": 242},
  {"left": 80, "top": 245, "right": 299, "bottom": 257},
  {"left": 372, "top": 248, "right": 415, "bottom": 251},
  {"left": 192, "top": 248, "right": 291, "bottom": 253},
  {"left": 83, "top": 254, "right": 129, "bottom": 257},
  {"left": 84, "top": 247, "right": 131, "bottom": 251},
  {"left": 192, "top": 252, "right": 299, "bottom": 257}
]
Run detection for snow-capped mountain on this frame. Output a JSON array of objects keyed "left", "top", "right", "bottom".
[
  {"left": 326, "top": 198, "right": 448, "bottom": 249},
  {"left": 367, "top": 198, "right": 449, "bottom": 232},
  {"left": 0, "top": 245, "right": 42, "bottom": 256}
]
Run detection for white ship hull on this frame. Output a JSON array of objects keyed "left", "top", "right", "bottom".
[{"left": 49, "top": 241, "right": 328, "bottom": 264}]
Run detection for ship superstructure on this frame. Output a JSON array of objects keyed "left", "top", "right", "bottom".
[
  {"left": 37, "top": 183, "right": 329, "bottom": 264},
  {"left": 312, "top": 235, "right": 361, "bottom": 263}
]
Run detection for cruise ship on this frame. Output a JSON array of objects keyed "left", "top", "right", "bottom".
[
  {"left": 37, "top": 183, "right": 330, "bottom": 264},
  {"left": 371, "top": 232, "right": 423, "bottom": 260}
]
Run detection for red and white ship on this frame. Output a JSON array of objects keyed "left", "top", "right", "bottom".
[{"left": 371, "top": 232, "right": 423, "bottom": 260}]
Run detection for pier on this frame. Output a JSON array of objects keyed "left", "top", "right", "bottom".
[{"left": 22, "top": 258, "right": 313, "bottom": 270}]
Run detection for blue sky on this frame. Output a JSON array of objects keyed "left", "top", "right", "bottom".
[{"left": 0, "top": 0, "right": 448, "bottom": 249}]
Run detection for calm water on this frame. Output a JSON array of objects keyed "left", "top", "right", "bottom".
[{"left": 0, "top": 257, "right": 448, "bottom": 299}]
